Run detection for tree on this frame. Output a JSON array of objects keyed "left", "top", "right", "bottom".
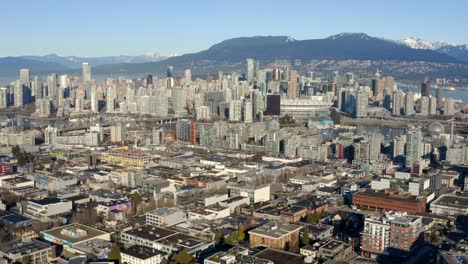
[
  {"left": 306, "top": 214, "right": 315, "bottom": 224},
  {"left": 238, "top": 226, "right": 245, "bottom": 241},
  {"left": 108, "top": 244, "right": 122, "bottom": 264},
  {"left": 301, "top": 230, "right": 310, "bottom": 246},
  {"left": 225, "top": 231, "right": 239, "bottom": 246},
  {"left": 330, "top": 108, "right": 341, "bottom": 124},
  {"left": 131, "top": 192, "right": 142, "bottom": 215},
  {"left": 171, "top": 248, "right": 192, "bottom": 264},
  {"left": 214, "top": 229, "right": 223, "bottom": 245}
]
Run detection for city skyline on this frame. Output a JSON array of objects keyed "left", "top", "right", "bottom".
[{"left": 2, "top": 0, "right": 468, "bottom": 57}]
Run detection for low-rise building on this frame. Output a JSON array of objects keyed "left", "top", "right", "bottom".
[
  {"left": 361, "top": 211, "right": 424, "bottom": 258},
  {"left": 430, "top": 193, "right": 468, "bottom": 216},
  {"left": 41, "top": 224, "right": 110, "bottom": 252},
  {"left": 23, "top": 197, "right": 73, "bottom": 220},
  {"left": 353, "top": 189, "right": 426, "bottom": 214},
  {"left": 301, "top": 223, "right": 334, "bottom": 241},
  {"left": 146, "top": 208, "right": 187, "bottom": 227},
  {"left": 121, "top": 225, "right": 214, "bottom": 256},
  {"left": 218, "top": 196, "right": 250, "bottom": 214},
  {"left": 188, "top": 204, "right": 230, "bottom": 220},
  {"left": 121, "top": 245, "right": 168, "bottom": 264},
  {"left": 228, "top": 183, "right": 270, "bottom": 204},
  {"left": 317, "top": 240, "right": 355, "bottom": 262},
  {"left": 248, "top": 221, "right": 302, "bottom": 252},
  {"left": 0, "top": 239, "right": 54, "bottom": 263}
]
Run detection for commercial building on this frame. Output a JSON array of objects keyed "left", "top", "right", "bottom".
[
  {"left": 430, "top": 193, "right": 468, "bottom": 216},
  {"left": 23, "top": 197, "right": 73, "bottom": 220},
  {"left": 248, "top": 221, "right": 302, "bottom": 252},
  {"left": 41, "top": 224, "right": 110, "bottom": 251},
  {"left": 146, "top": 208, "right": 187, "bottom": 227},
  {"left": 121, "top": 245, "right": 168, "bottom": 264},
  {"left": 228, "top": 183, "right": 270, "bottom": 204},
  {"left": 121, "top": 225, "right": 214, "bottom": 256},
  {"left": 0, "top": 239, "right": 54, "bottom": 263},
  {"left": 105, "top": 148, "right": 151, "bottom": 168},
  {"left": 352, "top": 189, "right": 426, "bottom": 214},
  {"left": 317, "top": 240, "right": 355, "bottom": 262}
]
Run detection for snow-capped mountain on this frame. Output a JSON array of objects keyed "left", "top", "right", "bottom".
[{"left": 399, "top": 37, "right": 456, "bottom": 50}]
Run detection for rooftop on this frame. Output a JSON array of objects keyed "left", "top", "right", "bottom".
[
  {"left": 0, "top": 239, "right": 51, "bottom": 256},
  {"left": 123, "top": 225, "right": 209, "bottom": 250},
  {"left": 122, "top": 245, "right": 166, "bottom": 260},
  {"left": 249, "top": 221, "right": 302, "bottom": 239},
  {"left": 254, "top": 248, "right": 304, "bottom": 264},
  {"left": 354, "top": 189, "right": 423, "bottom": 204},
  {"left": 432, "top": 194, "right": 468, "bottom": 209},
  {"left": 42, "top": 224, "right": 108, "bottom": 244},
  {"left": 30, "top": 197, "right": 64, "bottom": 205}
]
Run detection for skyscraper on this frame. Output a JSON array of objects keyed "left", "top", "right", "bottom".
[
  {"left": 405, "top": 126, "right": 422, "bottom": 168},
  {"left": 371, "top": 70, "right": 384, "bottom": 101},
  {"left": 19, "top": 69, "right": 30, "bottom": 86},
  {"left": 0, "top": 88, "right": 8, "bottom": 108},
  {"left": 436, "top": 87, "right": 443, "bottom": 106},
  {"left": 429, "top": 97, "right": 437, "bottom": 115},
  {"left": 155, "top": 89, "right": 168, "bottom": 117},
  {"left": 47, "top": 73, "right": 57, "bottom": 99},
  {"left": 229, "top": 100, "right": 242, "bottom": 121},
  {"left": 287, "top": 70, "right": 298, "bottom": 99},
  {"left": 444, "top": 98, "right": 455, "bottom": 115},
  {"left": 91, "top": 86, "right": 99, "bottom": 114},
  {"left": 421, "top": 79, "right": 431, "bottom": 97},
  {"left": 419, "top": 96, "right": 429, "bottom": 116},
  {"left": 106, "top": 86, "right": 116, "bottom": 113},
  {"left": 82, "top": 63, "right": 91, "bottom": 83},
  {"left": 246, "top": 58, "right": 255, "bottom": 83},
  {"left": 393, "top": 90, "right": 404, "bottom": 116},
  {"left": 32, "top": 76, "right": 42, "bottom": 99},
  {"left": 243, "top": 99, "right": 253, "bottom": 123},
  {"left": 405, "top": 92, "right": 415, "bottom": 116},
  {"left": 184, "top": 69, "right": 192, "bottom": 85},
  {"left": 355, "top": 90, "right": 368, "bottom": 118},
  {"left": 167, "top": 66, "right": 174, "bottom": 78},
  {"left": 13, "top": 81, "right": 23, "bottom": 107}
]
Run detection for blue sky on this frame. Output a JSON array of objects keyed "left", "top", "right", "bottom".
[{"left": 1, "top": 0, "right": 466, "bottom": 57}]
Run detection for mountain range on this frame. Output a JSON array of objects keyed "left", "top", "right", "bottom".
[{"left": 0, "top": 33, "right": 467, "bottom": 79}]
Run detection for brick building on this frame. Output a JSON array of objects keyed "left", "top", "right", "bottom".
[
  {"left": 248, "top": 221, "right": 302, "bottom": 252},
  {"left": 353, "top": 189, "right": 426, "bottom": 214}
]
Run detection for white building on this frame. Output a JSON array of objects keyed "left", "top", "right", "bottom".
[
  {"left": 24, "top": 197, "right": 72, "bottom": 220},
  {"left": 121, "top": 245, "right": 167, "bottom": 264},
  {"left": 229, "top": 100, "right": 242, "bottom": 122},
  {"left": 188, "top": 204, "right": 230, "bottom": 220},
  {"left": 228, "top": 183, "right": 270, "bottom": 204},
  {"left": 146, "top": 208, "right": 187, "bottom": 227}
]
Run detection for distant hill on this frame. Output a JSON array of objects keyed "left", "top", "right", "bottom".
[
  {"left": 0, "top": 53, "right": 169, "bottom": 77},
  {"left": 0, "top": 33, "right": 466, "bottom": 80},
  {"left": 93, "top": 33, "right": 460, "bottom": 75},
  {"left": 436, "top": 45, "right": 468, "bottom": 62},
  {"left": 0, "top": 57, "right": 69, "bottom": 77}
]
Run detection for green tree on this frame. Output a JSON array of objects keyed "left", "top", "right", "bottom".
[
  {"left": 108, "top": 244, "right": 122, "bottom": 264},
  {"left": 214, "top": 229, "right": 223, "bottom": 245},
  {"left": 131, "top": 192, "right": 142, "bottom": 215},
  {"left": 171, "top": 248, "right": 192, "bottom": 264},
  {"left": 330, "top": 108, "right": 341, "bottom": 124},
  {"left": 11, "top": 146, "right": 20, "bottom": 157},
  {"left": 301, "top": 230, "right": 310, "bottom": 246},
  {"left": 306, "top": 214, "right": 316, "bottom": 224},
  {"left": 225, "top": 231, "right": 239, "bottom": 246},
  {"left": 238, "top": 226, "right": 245, "bottom": 241}
]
